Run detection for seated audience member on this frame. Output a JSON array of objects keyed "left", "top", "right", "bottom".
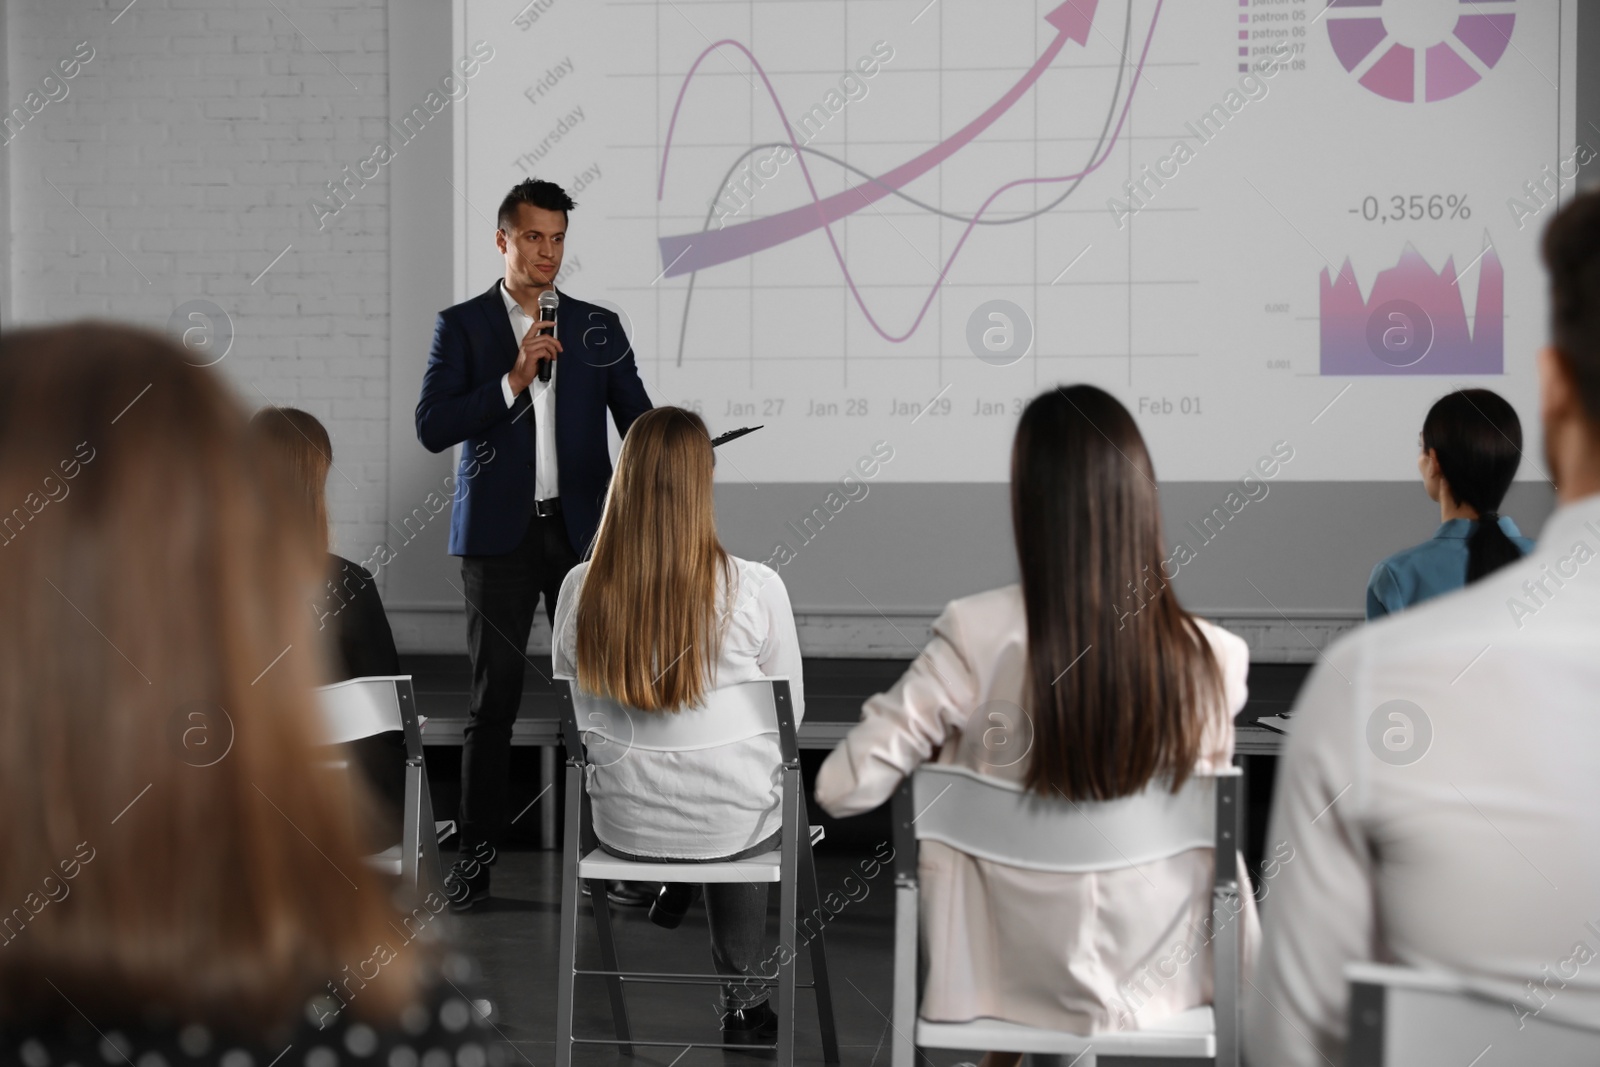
[
  {"left": 250, "top": 406, "right": 406, "bottom": 845},
  {"left": 552, "top": 406, "right": 803, "bottom": 1047},
  {"left": 1247, "top": 193, "right": 1600, "bottom": 1064},
  {"left": 0, "top": 325, "right": 497, "bottom": 1061},
  {"left": 815, "top": 386, "right": 1256, "bottom": 1051},
  {"left": 1366, "top": 388, "right": 1535, "bottom": 619},
  {"left": 250, "top": 406, "right": 403, "bottom": 679}
]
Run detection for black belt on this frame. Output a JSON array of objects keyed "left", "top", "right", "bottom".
[{"left": 533, "top": 498, "right": 561, "bottom": 518}]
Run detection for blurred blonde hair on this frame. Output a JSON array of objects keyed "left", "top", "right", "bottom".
[{"left": 0, "top": 324, "right": 425, "bottom": 1033}]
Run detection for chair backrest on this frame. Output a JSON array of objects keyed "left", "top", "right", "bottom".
[
  {"left": 908, "top": 763, "right": 1233, "bottom": 873},
  {"left": 555, "top": 675, "right": 798, "bottom": 766},
  {"left": 891, "top": 761, "right": 1243, "bottom": 1066},
  {"left": 316, "top": 676, "right": 420, "bottom": 756},
  {"left": 1345, "top": 963, "right": 1600, "bottom": 1065}
]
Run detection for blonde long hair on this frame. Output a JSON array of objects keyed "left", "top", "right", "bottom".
[{"left": 576, "top": 407, "right": 732, "bottom": 712}]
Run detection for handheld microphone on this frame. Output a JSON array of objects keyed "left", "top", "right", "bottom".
[{"left": 536, "top": 289, "right": 559, "bottom": 383}]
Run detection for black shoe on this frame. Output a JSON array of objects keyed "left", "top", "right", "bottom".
[
  {"left": 648, "top": 882, "right": 696, "bottom": 928},
  {"left": 607, "top": 880, "right": 656, "bottom": 908},
  {"left": 443, "top": 841, "right": 495, "bottom": 912},
  {"left": 721, "top": 1000, "right": 777, "bottom": 1050},
  {"left": 580, "top": 880, "right": 657, "bottom": 906}
]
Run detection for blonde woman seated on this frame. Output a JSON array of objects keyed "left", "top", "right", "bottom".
[
  {"left": 816, "top": 386, "right": 1258, "bottom": 1055},
  {"left": 552, "top": 406, "right": 803, "bottom": 1047}
]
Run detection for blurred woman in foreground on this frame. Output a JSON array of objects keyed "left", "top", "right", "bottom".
[{"left": 0, "top": 324, "right": 498, "bottom": 1062}]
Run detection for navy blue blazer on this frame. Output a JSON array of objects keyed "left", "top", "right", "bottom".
[{"left": 415, "top": 281, "right": 653, "bottom": 557}]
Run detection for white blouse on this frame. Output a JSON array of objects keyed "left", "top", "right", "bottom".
[{"left": 551, "top": 555, "right": 805, "bottom": 860}]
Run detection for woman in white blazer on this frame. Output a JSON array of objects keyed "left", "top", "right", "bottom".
[{"left": 815, "top": 386, "right": 1257, "bottom": 1056}]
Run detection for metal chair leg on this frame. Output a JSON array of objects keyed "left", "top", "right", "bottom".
[
  {"left": 1214, "top": 769, "right": 1243, "bottom": 1067},
  {"left": 400, "top": 760, "right": 422, "bottom": 892},
  {"left": 538, "top": 744, "right": 558, "bottom": 850},
  {"left": 891, "top": 882, "right": 919, "bottom": 1067},
  {"left": 554, "top": 766, "right": 584, "bottom": 1067},
  {"left": 590, "top": 879, "right": 634, "bottom": 1055},
  {"left": 797, "top": 811, "right": 840, "bottom": 1064},
  {"left": 413, "top": 759, "right": 445, "bottom": 900},
  {"left": 776, "top": 767, "right": 801, "bottom": 1067}
]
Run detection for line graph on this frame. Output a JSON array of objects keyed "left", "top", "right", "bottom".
[
  {"left": 666, "top": 0, "right": 1137, "bottom": 365},
  {"left": 653, "top": 0, "right": 1164, "bottom": 346},
  {"left": 657, "top": 0, "right": 1105, "bottom": 271}
]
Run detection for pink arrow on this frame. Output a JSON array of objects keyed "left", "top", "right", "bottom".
[{"left": 656, "top": 0, "right": 1100, "bottom": 278}]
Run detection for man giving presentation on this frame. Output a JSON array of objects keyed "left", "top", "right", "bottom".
[{"left": 416, "top": 177, "right": 653, "bottom": 909}]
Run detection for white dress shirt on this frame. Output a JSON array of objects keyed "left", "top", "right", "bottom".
[
  {"left": 816, "top": 585, "right": 1257, "bottom": 1033},
  {"left": 1247, "top": 494, "right": 1600, "bottom": 1066},
  {"left": 551, "top": 555, "right": 805, "bottom": 859},
  {"left": 497, "top": 280, "right": 558, "bottom": 502}
]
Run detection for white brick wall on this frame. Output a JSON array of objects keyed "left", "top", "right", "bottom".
[{"left": 8, "top": 0, "right": 390, "bottom": 565}]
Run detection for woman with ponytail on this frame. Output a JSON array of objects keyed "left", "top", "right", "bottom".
[{"left": 1366, "top": 389, "right": 1536, "bottom": 619}]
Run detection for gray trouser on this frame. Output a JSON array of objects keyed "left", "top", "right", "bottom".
[{"left": 600, "top": 831, "right": 779, "bottom": 1010}]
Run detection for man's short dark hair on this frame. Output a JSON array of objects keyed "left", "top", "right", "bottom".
[
  {"left": 498, "top": 179, "right": 576, "bottom": 232},
  {"left": 1543, "top": 189, "right": 1600, "bottom": 422}
]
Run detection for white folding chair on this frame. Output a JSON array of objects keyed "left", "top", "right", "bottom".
[
  {"left": 316, "top": 675, "right": 448, "bottom": 897},
  {"left": 552, "top": 676, "right": 839, "bottom": 1067},
  {"left": 1344, "top": 962, "right": 1600, "bottom": 1065},
  {"left": 890, "top": 764, "right": 1244, "bottom": 1067}
]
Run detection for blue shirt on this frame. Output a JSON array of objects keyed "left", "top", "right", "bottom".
[{"left": 1365, "top": 517, "right": 1535, "bottom": 620}]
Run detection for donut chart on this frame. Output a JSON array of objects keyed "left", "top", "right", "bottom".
[{"left": 1326, "top": 0, "right": 1515, "bottom": 103}]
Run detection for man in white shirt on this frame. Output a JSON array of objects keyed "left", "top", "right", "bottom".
[
  {"left": 416, "top": 179, "right": 653, "bottom": 908},
  {"left": 1246, "top": 192, "right": 1600, "bottom": 1064}
]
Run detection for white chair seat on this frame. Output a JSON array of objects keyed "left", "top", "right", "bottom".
[
  {"left": 915, "top": 1007, "right": 1216, "bottom": 1058},
  {"left": 363, "top": 820, "right": 458, "bottom": 878},
  {"left": 579, "top": 847, "right": 782, "bottom": 884},
  {"left": 577, "top": 825, "right": 822, "bottom": 884},
  {"left": 365, "top": 846, "right": 403, "bottom": 877}
]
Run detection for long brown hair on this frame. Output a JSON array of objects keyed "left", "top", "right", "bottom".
[
  {"left": 577, "top": 407, "right": 732, "bottom": 712},
  {"left": 1013, "top": 386, "right": 1222, "bottom": 800},
  {"left": 250, "top": 406, "right": 333, "bottom": 557},
  {"left": 0, "top": 324, "right": 425, "bottom": 1033}
]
